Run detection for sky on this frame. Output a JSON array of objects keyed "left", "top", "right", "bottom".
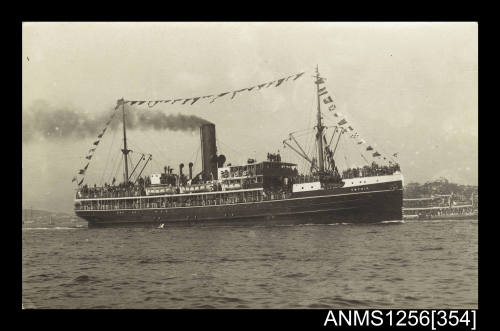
[{"left": 22, "top": 22, "right": 478, "bottom": 213}]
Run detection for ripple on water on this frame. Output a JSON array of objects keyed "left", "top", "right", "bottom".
[
  {"left": 417, "top": 247, "right": 444, "bottom": 251},
  {"left": 284, "top": 272, "right": 308, "bottom": 278},
  {"left": 74, "top": 275, "right": 90, "bottom": 282},
  {"left": 22, "top": 219, "right": 478, "bottom": 308}
]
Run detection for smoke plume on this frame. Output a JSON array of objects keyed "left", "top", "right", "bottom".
[
  {"left": 22, "top": 101, "right": 212, "bottom": 142},
  {"left": 125, "top": 109, "right": 211, "bottom": 131}
]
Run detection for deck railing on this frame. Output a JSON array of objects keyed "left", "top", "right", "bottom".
[{"left": 75, "top": 189, "right": 293, "bottom": 211}]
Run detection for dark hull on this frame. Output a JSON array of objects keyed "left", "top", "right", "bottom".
[{"left": 76, "top": 181, "right": 402, "bottom": 228}]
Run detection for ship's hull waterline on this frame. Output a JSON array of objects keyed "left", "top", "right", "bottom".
[{"left": 76, "top": 180, "right": 403, "bottom": 228}]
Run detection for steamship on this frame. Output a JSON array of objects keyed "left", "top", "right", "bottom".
[{"left": 74, "top": 67, "right": 403, "bottom": 227}]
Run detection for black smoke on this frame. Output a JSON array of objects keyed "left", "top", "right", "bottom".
[
  {"left": 125, "top": 108, "right": 211, "bottom": 132},
  {"left": 22, "top": 100, "right": 211, "bottom": 142}
]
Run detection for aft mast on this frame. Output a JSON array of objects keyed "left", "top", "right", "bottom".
[
  {"left": 121, "top": 98, "right": 131, "bottom": 183},
  {"left": 315, "top": 65, "right": 325, "bottom": 173}
]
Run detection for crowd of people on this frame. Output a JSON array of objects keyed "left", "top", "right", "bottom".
[
  {"left": 76, "top": 180, "right": 146, "bottom": 199},
  {"left": 342, "top": 162, "right": 400, "bottom": 179},
  {"left": 267, "top": 152, "right": 282, "bottom": 162},
  {"left": 76, "top": 161, "right": 402, "bottom": 200},
  {"left": 293, "top": 174, "right": 321, "bottom": 184}
]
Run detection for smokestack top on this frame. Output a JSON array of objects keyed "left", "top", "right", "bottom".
[{"left": 200, "top": 123, "right": 217, "bottom": 180}]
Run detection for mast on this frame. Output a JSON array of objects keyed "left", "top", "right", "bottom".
[
  {"left": 315, "top": 65, "right": 325, "bottom": 172},
  {"left": 121, "top": 99, "right": 130, "bottom": 183}
]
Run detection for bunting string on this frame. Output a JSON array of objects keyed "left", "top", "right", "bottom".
[
  {"left": 114, "top": 71, "right": 306, "bottom": 110},
  {"left": 72, "top": 111, "right": 117, "bottom": 186},
  {"left": 315, "top": 75, "right": 396, "bottom": 163}
]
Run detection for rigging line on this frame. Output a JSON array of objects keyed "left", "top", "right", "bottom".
[
  {"left": 335, "top": 143, "right": 344, "bottom": 171},
  {"left": 347, "top": 136, "right": 361, "bottom": 169},
  {"left": 345, "top": 135, "right": 359, "bottom": 168},
  {"left": 302, "top": 131, "right": 312, "bottom": 164},
  {"left": 328, "top": 126, "right": 338, "bottom": 147},
  {"left": 216, "top": 138, "right": 243, "bottom": 158},
  {"left": 129, "top": 155, "right": 145, "bottom": 183},
  {"left": 371, "top": 141, "right": 396, "bottom": 164},
  {"left": 125, "top": 135, "right": 162, "bottom": 172},
  {"left": 188, "top": 144, "right": 201, "bottom": 165},
  {"left": 103, "top": 152, "right": 117, "bottom": 185},
  {"left": 112, "top": 155, "right": 123, "bottom": 183},
  {"left": 305, "top": 135, "right": 314, "bottom": 167},
  {"left": 356, "top": 144, "right": 368, "bottom": 167},
  {"left": 289, "top": 128, "right": 315, "bottom": 136},
  {"left": 113, "top": 138, "right": 127, "bottom": 181},
  {"left": 135, "top": 130, "right": 160, "bottom": 154},
  {"left": 100, "top": 142, "right": 118, "bottom": 185},
  {"left": 360, "top": 152, "right": 370, "bottom": 165},
  {"left": 149, "top": 157, "right": 153, "bottom": 180},
  {"left": 215, "top": 138, "right": 229, "bottom": 153},
  {"left": 193, "top": 145, "right": 200, "bottom": 170},
  {"left": 125, "top": 137, "right": 148, "bottom": 157},
  {"left": 150, "top": 158, "right": 165, "bottom": 173},
  {"left": 128, "top": 149, "right": 152, "bottom": 178},
  {"left": 349, "top": 144, "right": 363, "bottom": 168},
  {"left": 342, "top": 133, "right": 352, "bottom": 167},
  {"left": 110, "top": 148, "right": 123, "bottom": 183},
  {"left": 123, "top": 135, "right": 140, "bottom": 154},
  {"left": 138, "top": 128, "right": 170, "bottom": 161},
  {"left": 291, "top": 136, "right": 305, "bottom": 173},
  {"left": 344, "top": 154, "right": 350, "bottom": 170},
  {"left": 351, "top": 143, "right": 361, "bottom": 168},
  {"left": 128, "top": 153, "right": 136, "bottom": 179},
  {"left": 328, "top": 108, "right": 395, "bottom": 164},
  {"left": 292, "top": 130, "right": 315, "bottom": 139},
  {"left": 103, "top": 146, "right": 119, "bottom": 184},
  {"left": 125, "top": 128, "right": 162, "bottom": 167},
  {"left": 99, "top": 124, "right": 119, "bottom": 185}
]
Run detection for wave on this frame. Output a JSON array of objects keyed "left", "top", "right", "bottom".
[
  {"left": 284, "top": 272, "right": 308, "bottom": 278},
  {"left": 417, "top": 247, "right": 444, "bottom": 251}
]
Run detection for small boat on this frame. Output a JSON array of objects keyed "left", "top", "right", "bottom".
[
  {"left": 403, "top": 194, "right": 478, "bottom": 220},
  {"left": 158, "top": 223, "right": 165, "bottom": 229}
]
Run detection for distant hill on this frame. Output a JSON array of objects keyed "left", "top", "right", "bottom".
[
  {"left": 404, "top": 177, "right": 478, "bottom": 201},
  {"left": 21, "top": 209, "right": 82, "bottom": 227},
  {"left": 22, "top": 209, "right": 71, "bottom": 219}
]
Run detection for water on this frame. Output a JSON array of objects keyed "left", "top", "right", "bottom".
[{"left": 22, "top": 219, "right": 478, "bottom": 309}]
